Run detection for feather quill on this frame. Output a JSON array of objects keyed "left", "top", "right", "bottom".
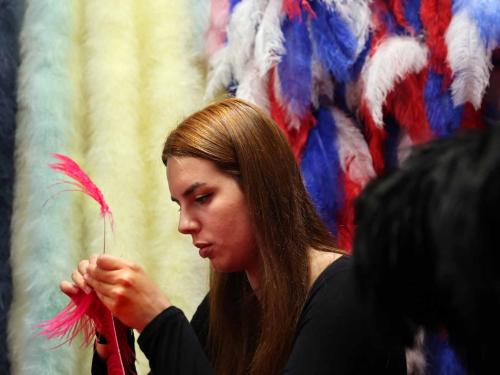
[
  {"left": 445, "top": 11, "right": 492, "bottom": 109},
  {"left": 361, "top": 36, "right": 428, "bottom": 127}
]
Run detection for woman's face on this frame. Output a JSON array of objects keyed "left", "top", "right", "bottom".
[{"left": 167, "top": 156, "right": 258, "bottom": 274}]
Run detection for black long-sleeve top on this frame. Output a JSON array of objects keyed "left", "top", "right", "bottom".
[{"left": 93, "top": 256, "right": 406, "bottom": 374}]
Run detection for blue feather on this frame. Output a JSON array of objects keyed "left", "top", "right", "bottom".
[
  {"left": 452, "top": 0, "right": 500, "bottom": 47},
  {"left": 404, "top": 0, "right": 423, "bottom": 34},
  {"left": 229, "top": 0, "right": 242, "bottom": 14},
  {"left": 309, "top": 1, "right": 357, "bottom": 83},
  {"left": 424, "top": 70, "right": 463, "bottom": 137},
  {"left": 0, "top": 1, "right": 21, "bottom": 374},
  {"left": 350, "top": 33, "right": 372, "bottom": 80},
  {"left": 300, "top": 107, "right": 343, "bottom": 234},
  {"left": 424, "top": 331, "right": 467, "bottom": 375},
  {"left": 278, "top": 14, "right": 313, "bottom": 117}
]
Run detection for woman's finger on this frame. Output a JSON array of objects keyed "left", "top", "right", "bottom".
[
  {"left": 96, "top": 254, "right": 139, "bottom": 271},
  {"left": 60, "top": 280, "right": 79, "bottom": 296},
  {"left": 72, "top": 269, "right": 92, "bottom": 294}
]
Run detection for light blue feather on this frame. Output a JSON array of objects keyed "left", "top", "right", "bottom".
[
  {"left": 9, "top": 1, "right": 83, "bottom": 373},
  {"left": 300, "top": 107, "right": 343, "bottom": 234},
  {"left": 278, "top": 14, "right": 313, "bottom": 118}
]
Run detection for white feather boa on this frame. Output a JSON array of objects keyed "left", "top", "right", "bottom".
[{"left": 361, "top": 36, "right": 429, "bottom": 127}]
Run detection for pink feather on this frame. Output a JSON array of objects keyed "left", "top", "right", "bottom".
[{"left": 37, "top": 154, "right": 134, "bottom": 374}]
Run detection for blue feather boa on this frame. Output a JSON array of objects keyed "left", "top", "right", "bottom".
[
  {"left": 278, "top": 13, "right": 312, "bottom": 118},
  {"left": 300, "top": 106, "right": 342, "bottom": 234},
  {"left": 309, "top": 1, "right": 357, "bottom": 83},
  {"left": 0, "top": 1, "right": 22, "bottom": 374}
]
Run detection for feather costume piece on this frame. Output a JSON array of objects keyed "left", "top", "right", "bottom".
[
  {"left": 38, "top": 154, "right": 133, "bottom": 375},
  {"left": 445, "top": 11, "right": 492, "bottom": 109},
  {"left": 361, "top": 36, "right": 428, "bottom": 127}
]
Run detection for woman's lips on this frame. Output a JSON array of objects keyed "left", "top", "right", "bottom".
[{"left": 197, "top": 245, "right": 213, "bottom": 259}]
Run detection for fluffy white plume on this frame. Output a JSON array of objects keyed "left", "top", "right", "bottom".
[
  {"left": 254, "top": 0, "right": 285, "bottom": 77},
  {"left": 205, "top": 45, "right": 232, "bottom": 100},
  {"left": 361, "top": 36, "right": 428, "bottom": 127},
  {"left": 236, "top": 59, "right": 270, "bottom": 112},
  {"left": 311, "top": 58, "right": 335, "bottom": 108},
  {"left": 322, "top": 0, "right": 371, "bottom": 56},
  {"left": 205, "top": 0, "right": 265, "bottom": 100},
  {"left": 332, "top": 107, "right": 375, "bottom": 186},
  {"left": 446, "top": 11, "right": 493, "bottom": 109}
]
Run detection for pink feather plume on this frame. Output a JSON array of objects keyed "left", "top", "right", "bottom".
[{"left": 37, "top": 154, "right": 134, "bottom": 374}]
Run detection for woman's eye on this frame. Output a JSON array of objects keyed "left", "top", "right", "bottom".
[{"left": 195, "top": 194, "right": 211, "bottom": 204}]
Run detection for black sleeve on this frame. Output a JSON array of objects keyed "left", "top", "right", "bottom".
[
  {"left": 138, "top": 303, "right": 215, "bottom": 375},
  {"left": 283, "top": 265, "right": 407, "bottom": 374}
]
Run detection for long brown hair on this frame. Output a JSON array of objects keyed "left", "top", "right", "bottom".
[{"left": 162, "top": 98, "right": 338, "bottom": 374}]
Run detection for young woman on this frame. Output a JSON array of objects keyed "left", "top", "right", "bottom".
[{"left": 62, "top": 98, "right": 406, "bottom": 374}]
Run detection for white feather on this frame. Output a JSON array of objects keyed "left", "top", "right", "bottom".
[
  {"left": 446, "top": 11, "right": 493, "bottom": 109},
  {"left": 254, "top": 0, "right": 285, "bottom": 77},
  {"left": 311, "top": 58, "right": 335, "bottom": 109},
  {"left": 236, "top": 60, "right": 270, "bottom": 112},
  {"left": 361, "top": 36, "right": 428, "bottom": 127},
  {"left": 332, "top": 107, "right": 375, "bottom": 186},
  {"left": 205, "top": 45, "right": 232, "bottom": 101},
  {"left": 321, "top": 0, "right": 371, "bottom": 57},
  {"left": 205, "top": 0, "right": 266, "bottom": 100}
]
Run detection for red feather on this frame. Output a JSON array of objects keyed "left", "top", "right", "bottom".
[
  {"left": 360, "top": 102, "right": 387, "bottom": 175},
  {"left": 269, "top": 68, "right": 315, "bottom": 162},
  {"left": 37, "top": 154, "right": 134, "bottom": 374},
  {"left": 420, "top": 0, "right": 453, "bottom": 82},
  {"left": 384, "top": 69, "right": 433, "bottom": 145}
]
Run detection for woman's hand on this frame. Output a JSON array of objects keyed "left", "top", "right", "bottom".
[
  {"left": 85, "top": 254, "right": 172, "bottom": 332},
  {"left": 60, "top": 255, "right": 97, "bottom": 296}
]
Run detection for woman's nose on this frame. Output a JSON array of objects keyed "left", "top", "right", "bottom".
[{"left": 177, "top": 210, "right": 199, "bottom": 235}]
